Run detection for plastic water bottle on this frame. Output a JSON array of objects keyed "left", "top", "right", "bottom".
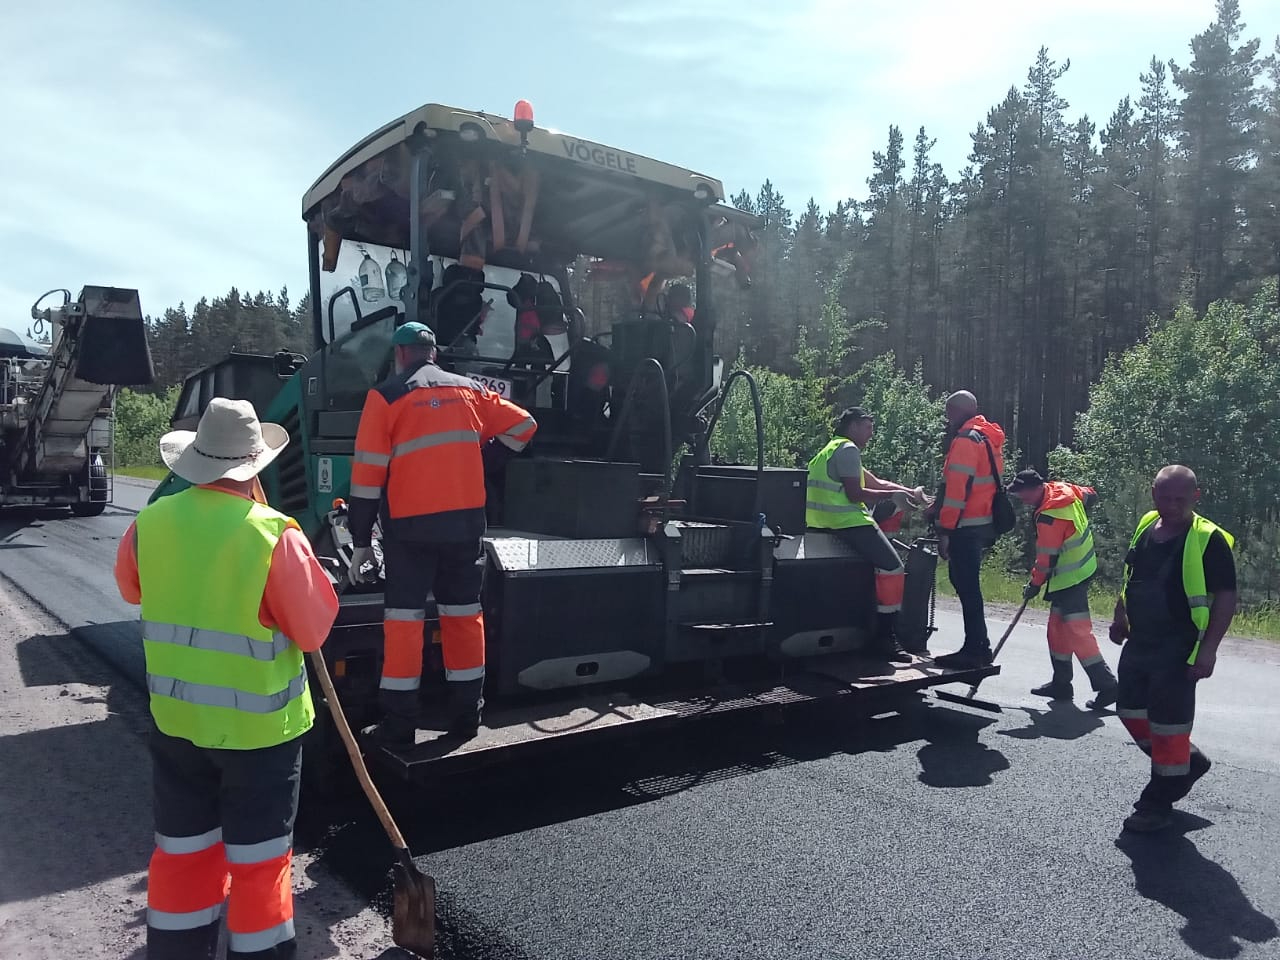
[
  {"left": 385, "top": 251, "right": 407, "bottom": 301},
  {"left": 358, "top": 253, "right": 385, "bottom": 302}
]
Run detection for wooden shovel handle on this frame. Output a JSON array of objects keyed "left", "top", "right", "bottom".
[{"left": 308, "top": 650, "right": 409, "bottom": 851}]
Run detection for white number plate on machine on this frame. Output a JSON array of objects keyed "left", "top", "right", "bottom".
[{"left": 473, "top": 374, "right": 513, "bottom": 398}]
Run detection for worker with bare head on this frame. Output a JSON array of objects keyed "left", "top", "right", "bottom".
[
  {"left": 1152, "top": 464, "right": 1200, "bottom": 528},
  {"left": 1109, "top": 463, "right": 1237, "bottom": 833},
  {"left": 929, "top": 389, "right": 1007, "bottom": 668},
  {"left": 944, "top": 390, "right": 979, "bottom": 428}
]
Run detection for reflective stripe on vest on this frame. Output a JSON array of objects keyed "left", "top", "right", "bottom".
[
  {"left": 805, "top": 438, "right": 873, "bottom": 530},
  {"left": 1122, "top": 510, "right": 1235, "bottom": 665},
  {"left": 1039, "top": 490, "right": 1097, "bottom": 592},
  {"left": 136, "top": 487, "right": 315, "bottom": 750}
]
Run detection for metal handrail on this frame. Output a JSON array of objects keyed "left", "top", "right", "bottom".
[
  {"left": 604, "top": 358, "right": 673, "bottom": 520},
  {"left": 703, "top": 369, "right": 765, "bottom": 518}
]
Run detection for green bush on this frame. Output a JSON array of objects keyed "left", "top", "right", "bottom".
[
  {"left": 114, "top": 386, "right": 180, "bottom": 468},
  {"left": 1047, "top": 281, "right": 1280, "bottom": 606}
]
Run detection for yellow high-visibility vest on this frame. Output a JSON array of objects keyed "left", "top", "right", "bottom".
[
  {"left": 806, "top": 438, "right": 873, "bottom": 530},
  {"left": 1122, "top": 509, "right": 1235, "bottom": 665},
  {"left": 136, "top": 487, "right": 314, "bottom": 749}
]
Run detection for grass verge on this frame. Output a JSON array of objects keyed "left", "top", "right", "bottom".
[{"left": 114, "top": 465, "right": 169, "bottom": 481}]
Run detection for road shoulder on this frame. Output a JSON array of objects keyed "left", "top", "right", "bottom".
[{"left": 0, "top": 579, "right": 394, "bottom": 960}]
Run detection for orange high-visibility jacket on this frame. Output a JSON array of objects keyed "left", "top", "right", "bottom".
[
  {"left": 1029, "top": 481, "right": 1098, "bottom": 587},
  {"left": 937, "top": 415, "right": 1005, "bottom": 532},
  {"left": 349, "top": 362, "right": 536, "bottom": 545}
]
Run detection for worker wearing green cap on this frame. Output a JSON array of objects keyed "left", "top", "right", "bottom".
[{"left": 348, "top": 319, "right": 537, "bottom": 747}]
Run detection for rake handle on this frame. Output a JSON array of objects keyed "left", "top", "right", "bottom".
[
  {"left": 956, "top": 598, "right": 1029, "bottom": 697},
  {"left": 990, "top": 598, "right": 1030, "bottom": 663},
  {"left": 308, "top": 650, "right": 410, "bottom": 851}
]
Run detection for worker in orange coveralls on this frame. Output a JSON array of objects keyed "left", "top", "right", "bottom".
[
  {"left": 347, "top": 321, "right": 536, "bottom": 747},
  {"left": 1007, "top": 469, "right": 1118, "bottom": 709}
]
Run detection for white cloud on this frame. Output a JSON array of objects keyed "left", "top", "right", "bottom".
[{"left": 0, "top": 0, "right": 313, "bottom": 322}]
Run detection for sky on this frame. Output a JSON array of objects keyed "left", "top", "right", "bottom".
[{"left": 2, "top": 0, "right": 1278, "bottom": 327}]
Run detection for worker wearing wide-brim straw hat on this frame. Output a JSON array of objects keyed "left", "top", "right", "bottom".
[{"left": 114, "top": 396, "right": 338, "bottom": 960}]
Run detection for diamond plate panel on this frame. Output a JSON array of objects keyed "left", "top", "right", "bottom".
[
  {"left": 676, "top": 522, "right": 735, "bottom": 567},
  {"left": 773, "top": 531, "right": 859, "bottom": 561},
  {"left": 486, "top": 537, "right": 658, "bottom": 572}
]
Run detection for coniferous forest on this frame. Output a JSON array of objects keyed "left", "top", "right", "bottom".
[{"left": 117, "top": 1, "right": 1280, "bottom": 609}]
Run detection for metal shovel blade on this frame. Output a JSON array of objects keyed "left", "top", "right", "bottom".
[{"left": 392, "top": 846, "right": 437, "bottom": 957}]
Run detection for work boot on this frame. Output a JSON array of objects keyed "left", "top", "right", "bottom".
[
  {"left": 364, "top": 688, "right": 419, "bottom": 751},
  {"left": 1086, "top": 687, "right": 1118, "bottom": 710},
  {"left": 1084, "top": 660, "right": 1120, "bottom": 711},
  {"left": 446, "top": 677, "right": 485, "bottom": 740},
  {"left": 873, "top": 613, "right": 914, "bottom": 664},
  {"left": 363, "top": 714, "right": 416, "bottom": 751},
  {"left": 933, "top": 644, "right": 993, "bottom": 669},
  {"left": 1032, "top": 658, "right": 1074, "bottom": 700},
  {"left": 1031, "top": 680, "right": 1074, "bottom": 700}
]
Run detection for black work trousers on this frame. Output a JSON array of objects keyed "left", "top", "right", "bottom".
[
  {"left": 147, "top": 726, "right": 303, "bottom": 960},
  {"left": 946, "top": 525, "right": 996, "bottom": 649},
  {"left": 381, "top": 537, "right": 486, "bottom": 728},
  {"left": 1117, "top": 641, "right": 1209, "bottom": 813}
]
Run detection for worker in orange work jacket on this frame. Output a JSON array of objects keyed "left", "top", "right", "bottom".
[
  {"left": 928, "top": 390, "right": 1006, "bottom": 669},
  {"left": 1007, "top": 469, "right": 1119, "bottom": 709},
  {"left": 347, "top": 321, "right": 537, "bottom": 748},
  {"left": 114, "top": 398, "right": 340, "bottom": 960}
]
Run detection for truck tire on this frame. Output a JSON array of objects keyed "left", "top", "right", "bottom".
[{"left": 69, "top": 452, "right": 110, "bottom": 516}]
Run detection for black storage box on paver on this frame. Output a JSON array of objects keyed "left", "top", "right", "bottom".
[
  {"left": 693, "top": 465, "right": 806, "bottom": 534},
  {"left": 503, "top": 458, "right": 643, "bottom": 538}
]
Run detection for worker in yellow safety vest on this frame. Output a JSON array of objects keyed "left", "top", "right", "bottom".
[
  {"left": 1007, "top": 469, "right": 1118, "bottom": 709},
  {"left": 114, "top": 398, "right": 339, "bottom": 959},
  {"left": 1107, "top": 464, "right": 1236, "bottom": 833},
  {"left": 806, "top": 406, "right": 930, "bottom": 663}
]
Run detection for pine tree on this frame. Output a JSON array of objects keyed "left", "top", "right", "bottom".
[{"left": 1172, "top": 0, "right": 1262, "bottom": 309}]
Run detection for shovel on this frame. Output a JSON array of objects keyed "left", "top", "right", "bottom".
[
  {"left": 308, "top": 650, "right": 436, "bottom": 958},
  {"left": 934, "top": 598, "right": 1029, "bottom": 713}
]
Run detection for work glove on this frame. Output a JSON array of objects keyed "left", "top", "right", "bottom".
[
  {"left": 349, "top": 546, "right": 375, "bottom": 586},
  {"left": 1022, "top": 581, "right": 1041, "bottom": 602}
]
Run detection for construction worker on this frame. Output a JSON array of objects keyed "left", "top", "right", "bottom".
[
  {"left": 666, "top": 282, "right": 696, "bottom": 325},
  {"left": 930, "top": 390, "right": 1006, "bottom": 668},
  {"left": 806, "top": 406, "right": 928, "bottom": 663},
  {"left": 113, "top": 397, "right": 339, "bottom": 960},
  {"left": 347, "top": 321, "right": 537, "bottom": 746},
  {"left": 1109, "top": 465, "right": 1236, "bottom": 832},
  {"left": 1007, "top": 469, "right": 1118, "bottom": 709}
]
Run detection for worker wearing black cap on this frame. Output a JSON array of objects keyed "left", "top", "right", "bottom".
[
  {"left": 1007, "top": 469, "right": 1118, "bottom": 709},
  {"left": 806, "top": 406, "right": 930, "bottom": 663}
]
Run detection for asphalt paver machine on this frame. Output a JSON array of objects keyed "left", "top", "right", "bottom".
[{"left": 153, "top": 101, "right": 996, "bottom": 787}]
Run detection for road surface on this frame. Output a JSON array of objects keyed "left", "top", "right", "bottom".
[{"left": 1, "top": 477, "right": 1277, "bottom": 959}]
